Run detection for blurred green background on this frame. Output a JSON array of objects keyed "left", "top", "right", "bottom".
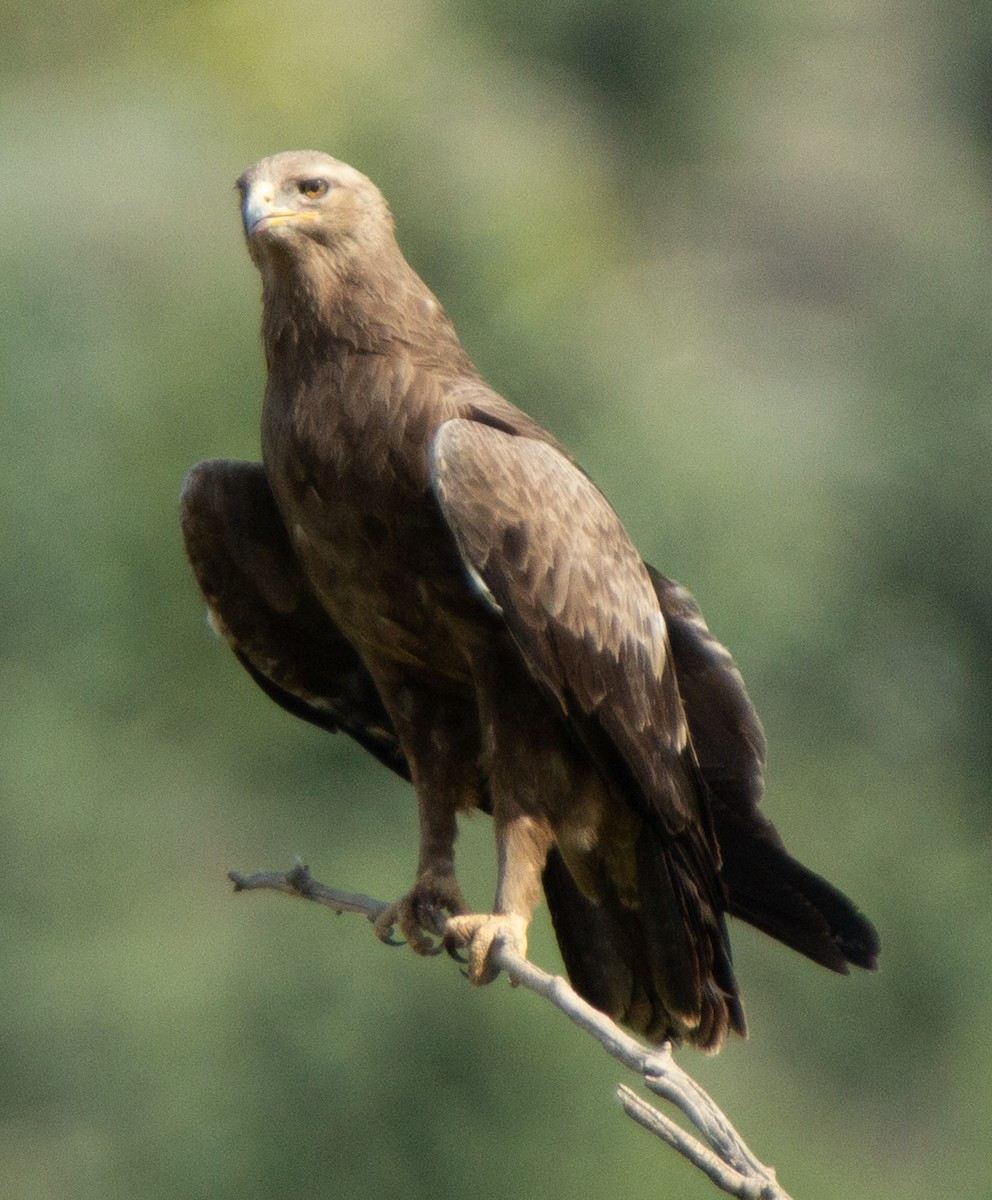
[{"left": 3, "top": 1, "right": 991, "bottom": 1197}]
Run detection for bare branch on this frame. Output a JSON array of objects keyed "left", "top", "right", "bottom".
[
  {"left": 228, "top": 861, "right": 792, "bottom": 1200},
  {"left": 229, "top": 860, "right": 389, "bottom": 921}
]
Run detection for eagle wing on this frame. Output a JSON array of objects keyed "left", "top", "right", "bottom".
[
  {"left": 431, "top": 420, "right": 698, "bottom": 827},
  {"left": 649, "top": 568, "right": 878, "bottom": 971},
  {"left": 180, "top": 458, "right": 408, "bottom": 779},
  {"left": 430, "top": 417, "right": 743, "bottom": 1044}
]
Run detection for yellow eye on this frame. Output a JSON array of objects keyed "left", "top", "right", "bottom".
[{"left": 298, "top": 178, "right": 330, "bottom": 199}]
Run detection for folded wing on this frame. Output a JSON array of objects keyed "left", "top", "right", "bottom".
[{"left": 430, "top": 417, "right": 744, "bottom": 1047}]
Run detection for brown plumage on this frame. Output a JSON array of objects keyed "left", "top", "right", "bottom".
[{"left": 181, "top": 150, "right": 878, "bottom": 1051}]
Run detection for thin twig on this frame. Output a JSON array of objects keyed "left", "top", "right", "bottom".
[
  {"left": 229, "top": 860, "right": 389, "bottom": 921},
  {"left": 228, "top": 861, "right": 792, "bottom": 1200}
]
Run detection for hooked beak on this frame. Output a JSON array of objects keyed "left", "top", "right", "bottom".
[{"left": 241, "top": 182, "right": 318, "bottom": 238}]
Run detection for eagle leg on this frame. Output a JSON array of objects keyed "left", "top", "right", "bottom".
[
  {"left": 445, "top": 811, "right": 553, "bottom": 984},
  {"left": 361, "top": 669, "right": 485, "bottom": 958}
]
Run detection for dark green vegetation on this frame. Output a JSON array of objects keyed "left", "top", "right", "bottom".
[{"left": 3, "top": 3, "right": 991, "bottom": 1197}]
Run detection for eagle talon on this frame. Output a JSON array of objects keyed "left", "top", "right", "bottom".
[
  {"left": 372, "top": 910, "right": 405, "bottom": 947},
  {"left": 376, "top": 929, "right": 407, "bottom": 948},
  {"left": 372, "top": 871, "right": 469, "bottom": 959},
  {"left": 413, "top": 900, "right": 450, "bottom": 939},
  {"left": 444, "top": 913, "right": 529, "bottom": 985}
]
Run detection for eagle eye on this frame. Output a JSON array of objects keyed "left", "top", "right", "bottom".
[{"left": 298, "top": 178, "right": 330, "bottom": 200}]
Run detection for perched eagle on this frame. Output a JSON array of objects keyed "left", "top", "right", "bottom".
[{"left": 181, "top": 150, "right": 878, "bottom": 1052}]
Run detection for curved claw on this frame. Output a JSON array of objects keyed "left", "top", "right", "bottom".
[
  {"left": 394, "top": 923, "right": 442, "bottom": 957},
  {"left": 372, "top": 912, "right": 404, "bottom": 946},
  {"left": 443, "top": 937, "right": 469, "bottom": 966}
]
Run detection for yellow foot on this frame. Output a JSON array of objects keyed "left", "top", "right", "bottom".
[
  {"left": 373, "top": 869, "right": 468, "bottom": 957},
  {"left": 444, "top": 913, "right": 529, "bottom": 984}
]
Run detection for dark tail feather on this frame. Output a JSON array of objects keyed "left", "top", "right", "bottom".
[
  {"left": 541, "top": 849, "right": 646, "bottom": 1026},
  {"left": 542, "top": 841, "right": 745, "bottom": 1050},
  {"left": 634, "top": 823, "right": 746, "bottom": 1046},
  {"left": 719, "top": 834, "right": 880, "bottom": 972}
]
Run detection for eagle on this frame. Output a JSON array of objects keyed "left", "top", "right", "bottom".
[{"left": 181, "top": 150, "right": 878, "bottom": 1051}]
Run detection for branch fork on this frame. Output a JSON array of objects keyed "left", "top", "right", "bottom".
[{"left": 229, "top": 860, "right": 792, "bottom": 1200}]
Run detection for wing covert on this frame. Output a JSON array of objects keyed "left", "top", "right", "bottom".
[{"left": 430, "top": 418, "right": 698, "bottom": 834}]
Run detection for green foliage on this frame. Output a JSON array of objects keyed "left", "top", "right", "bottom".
[{"left": 2, "top": 2, "right": 990, "bottom": 1197}]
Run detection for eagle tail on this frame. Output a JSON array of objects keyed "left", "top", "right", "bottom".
[
  {"left": 542, "top": 839, "right": 745, "bottom": 1051},
  {"left": 720, "top": 835, "right": 880, "bottom": 972}
]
